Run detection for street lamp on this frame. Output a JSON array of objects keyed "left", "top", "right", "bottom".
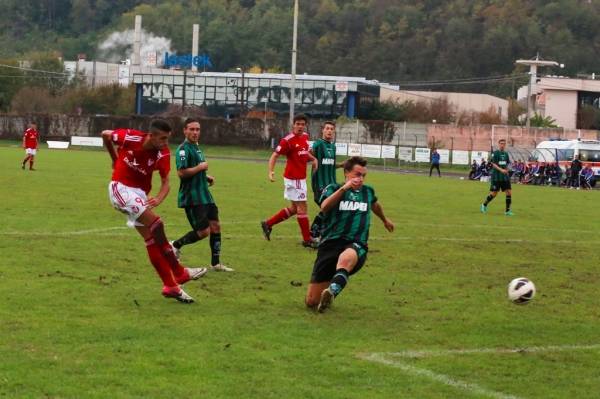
[
  {"left": 236, "top": 67, "right": 245, "bottom": 115},
  {"left": 289, "top": 0, "right": 299, "bottom": 129}
]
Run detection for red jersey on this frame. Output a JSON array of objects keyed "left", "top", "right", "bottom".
[
  {"left": 110, "top": 129, "right": 171, "bottom": 194},
  {"left": 275, "top": 132, "right": 310, "bottom": 179},
  {"left": 23, "top": 128, "right": 38, "bottom": 149}
]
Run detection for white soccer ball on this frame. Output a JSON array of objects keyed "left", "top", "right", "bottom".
[{"left": 507, "top": 277, "right": 536, "bottom": 304}]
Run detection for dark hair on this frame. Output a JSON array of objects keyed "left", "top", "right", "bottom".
[
  {"left": 498, "top": 138, "right": 506, "bottom": 143},
  {"left": 321, "top": 120, "right": 336, "bottom": 130},
  {"left": 150, "top": 119, "right": 172, "bottom": 134},
  {"left": 293, "top": 113, "right": 308, "bottom": 123},
  {"left": 343, "top": 156, "right": 367, "bottom": 172},
  {"left": 183, "top": 117, "right": 200, "bottom": 129}
]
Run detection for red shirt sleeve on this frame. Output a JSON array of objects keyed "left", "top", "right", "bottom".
[
  {"left": 157, "top": 149, "right": 171, "bottom": 178},
  {"left": 111, "top": 129, "right": 128, "bottom": 146},
  {"left": 275, "top": 138, "right": 289, "bottom": 155}
]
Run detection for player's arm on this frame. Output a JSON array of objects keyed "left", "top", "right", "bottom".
[
  {"left": 147, "top": 175, "right": 170, "bottom": 209},
  {"left": 308, "top": 151, "right": 318, "bottom": 172},
  {"left": 321, "top": 178, "right": 358, "bottom": 213},
  {"left": 101, "top": 130, "right": 118, "bottom": 166},
  {"left": 177, "top": 161, "right": 208, "bottom": 179},
  {"left": 372, "top": 201, "right": 394, "bottom": 232},
  {"left": 22, "top": 133, "right": 26, "bottom": 149},
  {"left": 490, "top": 162, "right": 508, "bottom": 175},
  {"left": 268, "top": 152, "right": 279, "bottom": 182}
]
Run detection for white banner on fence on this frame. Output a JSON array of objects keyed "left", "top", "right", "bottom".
[
  {"left": 71, "top": 136, "right": 103, "bottom": 147},
  {"left": 437, "top": 149, "right": 450, "bottom": 164},
  {"left": 348, "top": 143, "right": 362, "bottom": 156},
  {"left": 335, "top": 142, "right": 348, "bottom": 156},
  {"left": 415, "top": 147, "right": 431, "bottom": 162},
  {"left": 47, "top": 141, "right": 70, "bottom": 149},
  {"left": 472, "top": 151, "right": 489, "bottom": 162},
  {"left": 361, "top": 144, "right": 381, "bottom": 158},
  {"left": 452, "top": 150, "right": 469, "bottom": 165},
  {"left": 398, "top": 147, "right": 413, "bottom": 161},
  {"left": 381, "top": 145, "right": 396, "bottom": 159},
  {"left": 308, "top": 140, "right": 314, "bottom": 149}
]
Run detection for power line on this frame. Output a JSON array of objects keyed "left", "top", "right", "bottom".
[
  {"left": 391, "top": 73, "right": 529, "bottom": 87},
  {"left": 0, "top": 63, "right": 69, "bottom": 76}
]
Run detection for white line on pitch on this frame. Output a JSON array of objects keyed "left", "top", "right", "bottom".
[
  {"left": 371, "top": 343, "right": 600, "bottom": 359},
  {"left": 0, "top": 230, "right": 591, "bottom": 245},
  {"left": 358, "top": 352, "right": 522, "bottom": 399}
]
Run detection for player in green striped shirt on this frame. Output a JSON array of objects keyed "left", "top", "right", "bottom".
[
  {"left": 305, "top": 156, "right": 395, "bottom": 313},
  {"left": 309, "top": 121, "right": 338, "bottom": 239},
  {"left": 170, "top": 118, "right": 233, "bottom": 272},
  {"left": 481, "top": 138, "right": 513, "bottom": 216}
]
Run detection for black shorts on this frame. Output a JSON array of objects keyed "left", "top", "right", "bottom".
[
  {"left": 184, "top": 204, "right": 219, "bottom": 231},
  {"left": 490, "top": 180, "right": 511, "bottom": 192},
  {"left": 310, "top": 239, "right": 368, "bottom": 283}
]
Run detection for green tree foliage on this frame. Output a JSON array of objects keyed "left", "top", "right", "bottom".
[
  {"left": 529, "top": 113, "right": 558, "bottom": 128},
  {"left": 2, "top": 0, "right": 600, "bottom": 88}
]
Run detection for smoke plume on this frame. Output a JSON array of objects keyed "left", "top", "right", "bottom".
[{"left": 97, "top": 29, "right": 172, "bottom": 66}]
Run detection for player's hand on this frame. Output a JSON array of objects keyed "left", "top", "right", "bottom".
[
  {"left": 146, "top": 197, "right": 160, "bottom": 209},
  {"left": 383, "top": 218, "right": 395, "bottom": 233},
  {"left": 349, "top": 177, "right": 362, "bottom": 190},
  {"left": 269, "top": 171, "right": 275, "bottom": 182},
  {"left": 207, "top": 175, "right": 215, "bottom": 186},
  {"left": 502, "top": 169, "right": 509, "bottom": 175}
]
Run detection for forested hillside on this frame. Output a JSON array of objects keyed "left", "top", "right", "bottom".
[{"left": 1, "top": 0, "right": 599, "bottom": 92}]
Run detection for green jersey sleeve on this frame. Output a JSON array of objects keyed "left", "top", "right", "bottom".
[{"left": 176, "top": 146, "right": 189, "bottom": 170}]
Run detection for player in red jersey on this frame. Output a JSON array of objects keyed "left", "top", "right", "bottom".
[
  {"left": 21, "top": 122, "right": 39, "bottom": 170},
  {"left": 261, "top": 114, "right": 318, "bottom": 248},
  {"left": 102, "top": 119, "right": 207, "bottom": 304}
]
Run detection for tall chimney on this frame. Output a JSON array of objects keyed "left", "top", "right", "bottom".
[
  {"left": 192, "top": 24, "right": 199, "bottom": 72},
  {"left": 132, "top": 15, "right": 142, "bottom": 66}
]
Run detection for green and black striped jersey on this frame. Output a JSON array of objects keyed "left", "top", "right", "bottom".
[
  {"left": 320, "top": 183, "right": 378, "bottom": 246},
  {"left": 490, "top": 150, "right": 510, "bottom": 182},
  {"left": 176, "top": 140, "right": 214, "bottom": 207},
  {"left": 311, "top": 139, "right": 337, "bottom": 195}
]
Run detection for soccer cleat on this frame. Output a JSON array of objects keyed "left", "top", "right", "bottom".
[
  {"left": 260, "top": 221, "right": 272, "bottom": 241},
  {"left": 169, "top": 241, "right": 181, "bottom": 259},
  {"left": 302, "top": 239, "right": 319, "bottom": 249},
  {"left": 480, "top": 204, "right": 487, "bottom": 213},
  {"left": 505, "top": 210, "right": 514, "bottom": 216},
  {"left": 317, "top": 287, "right": 334, "bottom": 313},
  {"left": 21, "top": 163, "right": 25, "bottom": 170},
  {"left": 161, "top": 286, "right": 195, "bottom": 304},
  {"left": 211, "top": 263, "right": 235, "bottom": 272}
]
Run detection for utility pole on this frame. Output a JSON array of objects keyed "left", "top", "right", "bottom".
[
  {"left": 289, "top": 0, "right": 299, "bottom": 129},
  {"left": 516, "top": 54, "right": 561, "bottom": 128}
]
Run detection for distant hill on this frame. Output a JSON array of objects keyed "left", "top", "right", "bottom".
[{"left": 2, "top": 0, "right": 600, "bottom": 96}]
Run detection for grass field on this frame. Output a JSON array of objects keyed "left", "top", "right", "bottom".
[{"left": 1, "top": 143, "right": 600, "bottom": 399}]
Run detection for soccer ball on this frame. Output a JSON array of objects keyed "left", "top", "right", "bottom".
[{"left": 507, "top": 277, "right": 536, "bottom": 304}]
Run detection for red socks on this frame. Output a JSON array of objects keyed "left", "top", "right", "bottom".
[
  {"left": 297, "top": 213, "right": 311, "bottom": 242},
  {"left": 145, "top": 238, "right": 177, "bottom": 288},
  {"left": 266, "top": 207, "right": 294, "bottom": 227}
]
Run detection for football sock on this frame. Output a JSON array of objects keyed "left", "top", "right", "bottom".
[
  {"left": 506, "top": 195, "right": 512, "bottom": 211},
  {"left": 483, "top": 194, "right": 494, "bottom": 206},
  {"left": 297, "top": 213, "right": 311, "bottom": 242},
  {"left": 329, "top": 269, "right": 349, "bottom": 297},
  {"left": 310, "top": 212, "right": 324, "bottom": 237},
  {"left": 210, "top": 233, "right": 221, "bottom": 266},
  {"left": 266, "top": 207, "right": 294, "bottom": 227},
  {"left": 29, "top": 159, "right": 34, "bottom": 169},
  {"left": 173, "top": 230, "right": 202, "bottom": 249},
  {"left": 145, "top": 238, "right": 177, "bottom": 287},
  {"left": 149, "top": 218, "right": 186, "bottom": 280}
]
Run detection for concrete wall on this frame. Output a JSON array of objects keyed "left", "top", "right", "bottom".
[
  {"left": 2, "top": 113, "right": 597, "bottom": 151},
  {"left": 542, "top": 90, "right": 578, "bottom": 129},
  {"left": 427, "top": 124, "right": 599, "bottom": 151},
  {"left": 0, "top": 114, "right": 285, "bottom": 147},
  {"left": 380, "top": 87, "right": 509, "bottom": 120}
]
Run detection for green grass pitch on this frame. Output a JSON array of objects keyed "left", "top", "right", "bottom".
[{"left": 1, "top": 144, "right": 600, "bottom": 399}]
